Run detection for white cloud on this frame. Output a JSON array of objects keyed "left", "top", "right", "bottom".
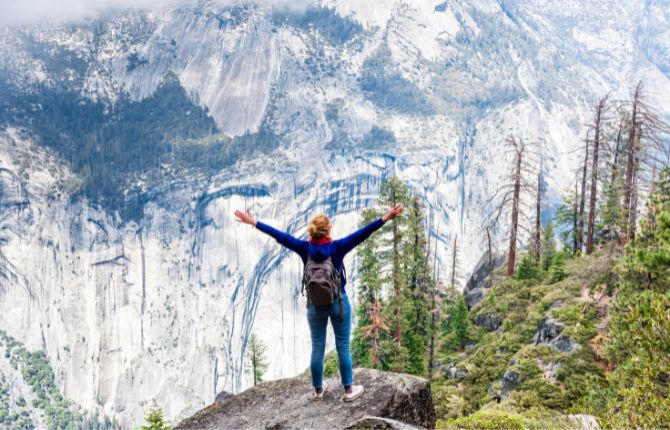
[{"left": 0, "top": 0, "right": 315, "bottom": 26}]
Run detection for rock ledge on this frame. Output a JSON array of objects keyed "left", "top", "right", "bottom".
[{"left": 177, "top": 369, "right": 435, "bottom": 430}]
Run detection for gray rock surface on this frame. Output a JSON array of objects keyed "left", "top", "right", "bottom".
[
  {"left": 177, "top": 369, "right": 435, "bottom": 430},
  {"left": 214, "top": 391, "right": 233, "bottom": 403},
  {"left": 567, "top": 414, "right": 601, "bottom": 430},
  {"left": 344, "top": 416, "right": 424, "bottom": 429},
  {"left": 474, "top": 313, "right": 503, "bottom": 331},
  {"left": 445, "top": 366, "right": 468, "bottom": 380},
  {"left": 463, "top": 253, "right": 506, "bottom": 308},
  {"left": 549, "top": 335, "right": 581, "bottom": 354},
  {"left": 532, "top": 317, "right": 565, "bottom": 344},
  {"left": 501, "top": 369, "right": 523, "bottom": 393}
]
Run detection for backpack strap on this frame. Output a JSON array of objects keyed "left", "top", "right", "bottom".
[
  {"left": 302, "top": 255, "right": 310, "bottom": 308},
  {"left": 338, "top": 290, "right": 343, "bottom": 320}
]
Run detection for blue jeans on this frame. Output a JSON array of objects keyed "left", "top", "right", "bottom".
[{"left": 306, "top": 293, "right": 353, "bottom": 389}]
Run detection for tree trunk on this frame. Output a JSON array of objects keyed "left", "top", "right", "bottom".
[
  {"left": 391, "top": 186, "right": 402, "bottom": 365},
  {"left": 623, "top": 82, "right": 642, "bottom": 243},
  {"left": 577, "top": 137, "right": 589, "bottom": 253},
  {"left": 534, "top": 170, "right": 542, "bottom": 264},
  {"left": 573, "top": 176, "right": 579, "bottom": 253},
  {"left": 507, "top": 144, "right": 522, "bottom": 276},
  {"left": 609, "top": 124, "right": 622, "bottom": 245},
  {"left": 586, "top": 96, "right": 606, "bottom": 254},
  {"left": 428, "top": 225, "right": 439, "bottom": 379},
  {"left": 450, "top": 236, "right": 458, "bottom": 289}
]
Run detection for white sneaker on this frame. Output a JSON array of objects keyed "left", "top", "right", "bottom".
[
  {"left": 343, "top": 385, "right": 364, "bottom": 402},
  {"left": 314, "top": 382, "right": 327, "bottom": 400}
]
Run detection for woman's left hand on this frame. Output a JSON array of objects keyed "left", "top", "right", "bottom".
[
  {"left": 382, "top": 204, "right": 404, "bottom": 222},
  {"left": 234, "top": 209, "right": 256, "bottom": 226}
]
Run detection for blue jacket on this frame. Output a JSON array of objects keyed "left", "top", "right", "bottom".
[{"left": 255, "top": 217, "right": 385, "bottom": 293}]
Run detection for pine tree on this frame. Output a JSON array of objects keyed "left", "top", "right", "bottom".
[
  {"left": 403, "top": 195, "right": 431, "bottom": 375},
  {"left": 548, "top": 253, "right": 567, "bottom": 283},
  {"left": 140, "top": 401, "right": 172, "bottom": 430},
  {"left": 540, "top": 221, "right": 557, "bottom": 271},
  {"left": 450, "top": 296, "right": 469, "bottom": 351},
  {"left": 516, "top": 254, "right": 538, "bottom": 280},
  {"left": 352, "top": 208, "right": 385, "bottom": 368},
  {"left": 245, "top": 333, "right": 268, "bottom": 386},
  {"left": 378, "top": 177, "right": 411, "bottom": 372},
  {"left": 604, "top": 168, "right": 670, "bottom": 428},
  {"left": 554, "top": 185, "right": 579, "bottom": 252}
]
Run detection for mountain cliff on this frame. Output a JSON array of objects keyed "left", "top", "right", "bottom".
[{"left": 0, "top": 0, "right": 669, "bottom": 426}]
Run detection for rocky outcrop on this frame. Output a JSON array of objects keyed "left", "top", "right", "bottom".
[
  {"left": 463, "top": 253, "right": 506, "bottom": 308},
  {"left": 214, "top": 391, "right": 233, "bottom": 403},
  {"left": 532, "top": 317, "right": 565, "bottom": 344},
  {"left": 501, "top": 369, "right": 523, "bottom": 394},
  {"left": 344, "top": 416, "right": 423, "bottom": 429},
  {"left": 177, "top": 369, "right": 435, "bottom": 430},
  {"left": 567, "top": 414, "right": 601, "bottom": 430},
  {"left": 474, "top": 313, "right": 503, "bottom": 331},
  {"left": 445, "top": 365, "right": 467, "bottom": 380},
  {"left": 532, "top": 318, "right": 580, "bottom": 353},
  {"left": 549, "top": 335, "right": 581, "bottom": 354}
]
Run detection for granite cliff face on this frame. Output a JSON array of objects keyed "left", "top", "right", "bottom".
[{"left": 0, "top": 0, "right": 669, "bottom": 426}]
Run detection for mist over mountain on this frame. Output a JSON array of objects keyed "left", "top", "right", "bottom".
[{"left": 0, "top": 0, "right": 669, "bottom": 426}]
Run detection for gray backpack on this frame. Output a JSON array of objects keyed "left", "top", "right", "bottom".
[{"left": 302, "top": 255, "right": 344, "bottom": 319}]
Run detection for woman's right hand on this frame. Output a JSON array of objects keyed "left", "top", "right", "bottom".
[
  {"left": 382, "top": 204, "right": 403, "bottom": 223},
  {"left": 234, "top": 209, "right": 256, "bottom": 226}
]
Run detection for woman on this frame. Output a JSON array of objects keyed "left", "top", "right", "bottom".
[{"left": 234, "top": 204, "right": 403, "bottom": 401}]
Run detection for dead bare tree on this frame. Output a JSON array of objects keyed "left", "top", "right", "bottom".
[
  {"left": 586, "top": 94, "right": 610, "bottom": 254},
  {"left": 484, "top": 136, "right": 538, "bottom": 276},
  {"left": 577, "top": 131, "right": 591, "bottom": 253},
  {"left": 620, "top": 81, "right": 670, "bottom": 242},
  {"left": 449, "top": 235, "right": 460, "bottom": 290},
  {"left": 533, "top": 167, "right": 543, "bottom": 264},
  {"left": 427, "top": 221, "right": 440, "bottom": 381}
]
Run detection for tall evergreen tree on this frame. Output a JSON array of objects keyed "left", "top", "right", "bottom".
[
  {"left": 378, "top": 177, "right": 412, "bottom": 372},
  {"left": 540, "top": 221, "right": 557, "bottom": 271},
  {"left": 245, "top": 333, "right": 268, "bottom": 386},
  {"left": 352, "top": 208, "right": 385, "bottom": 368},
  {"left": 449, "top": 296, "right": 470, "bottom": 352},
  {"left": 555, "top": 184, "right": 579, "bottom": 251},
  {"left": 140, "top": 401, "right": 172, "bottom": 430},
  {"left": 403, "top": 196, "right": 431, "bottom": 375},
  {"left": 605, "top": 168, "right": 670, "bottom": 427}
]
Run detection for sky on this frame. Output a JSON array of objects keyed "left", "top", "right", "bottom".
[{"left": 0, "top": 0, "right": 315, "bottom": 25}]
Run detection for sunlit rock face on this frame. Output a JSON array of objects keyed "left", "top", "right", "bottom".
[{"left": 1, "top": 0, "right": 669, "bottom": 426}]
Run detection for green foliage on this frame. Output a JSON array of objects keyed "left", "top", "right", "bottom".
[
  {"left": 602, "top": 170, "right": 670, "bottom": 428},
  {"left": 541, "top": 222, "right": 557, "bottom": 271},
  {"left": 140, "top": 401, "right": 172, "bottom": 430},
  {"left": 0, "top": 74, "right": 279, "bottom": 220},
  {"left": 245, "top": 333, "right": 269, "bottom": 386},
  {"left": 0, "top": 331, "right": 116, "bottom": 430},
  {"left": 554, "top": 190, "right": 579, "bottom": 251},
  {"left": 352, "top": 177, "right": 437, "bottom": 376},
  {"left": 432, "top": 250, "right": 615, "bottom": 425},
  {"left": 0, "top": 372, "right": 34, "bottom": 429},
  {"left": 352, "top": 208, "right": 384, "bottom": 369},
  {"left": 516, "top": 254, "right": 539, "bottom": 280},
  {"left": 442, "top": 297, "right": 470, "bottom": 352},
  {"left": 439, "top": 410, "right": 523, "bottom": 430},
  {"left": 548, "top": 253, "right": 567, "bottom": 283},
  {"left": 322, "top": 351, "right": 340, "bottom": 378}
]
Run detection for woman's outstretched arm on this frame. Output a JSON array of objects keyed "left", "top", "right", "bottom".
[
  {"left": 335, "top": 204, "right": 403, "bottom": 255},
  {"left": 234, "top": 209, "right": 307, "bottom": 256}
]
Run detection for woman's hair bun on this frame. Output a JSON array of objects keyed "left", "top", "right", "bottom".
[{"left": 308, "top": 214, "right": 330, "bottom": 240}]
